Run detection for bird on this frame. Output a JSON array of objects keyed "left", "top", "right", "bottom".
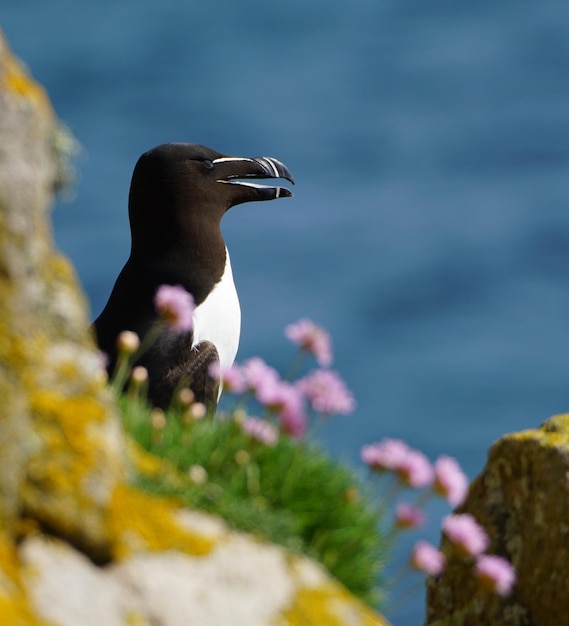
[{"left": 93, "top": 142, "right": 294, "bottom": 409}]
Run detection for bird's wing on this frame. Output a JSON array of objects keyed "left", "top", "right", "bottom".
[{"left": 152, "top": 340, "right": 220, "bottom": 410}]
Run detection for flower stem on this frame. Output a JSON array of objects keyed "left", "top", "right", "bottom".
[
  {"left": 383, "top": 576, "right": 425, "bottom": 616},
  {"left": 283, "top": 348, "right": 306, "bottom": 381}
]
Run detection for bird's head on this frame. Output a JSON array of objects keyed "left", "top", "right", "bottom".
[{"left": 128, "top": 143, "right": 294, "bottom": 255}]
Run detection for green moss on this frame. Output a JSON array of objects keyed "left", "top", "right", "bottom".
[{"left": 120, "top": 396, "right": 387, "bottom": 605}]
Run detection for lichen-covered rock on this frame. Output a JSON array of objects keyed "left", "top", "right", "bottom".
[
  {"left": 0, "top": 27, "right": 126, "bottom": 557},
  {"left": 0, "top": 27, "right": 388, "bottom": 626},
  {"left": 0, "top": 530, "right": 52, "bottom": 626},
  {"left": 426, "top": 414, "right": 569, "bottom": 626},
  {"left": 21, "top": 516, "right": 386, "bottom": 626}
]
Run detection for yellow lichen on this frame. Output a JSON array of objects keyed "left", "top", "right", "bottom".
[
  {"left": 108, "top": 484, "right": 214, "bottom": 560},
  {"left": 0, "top": 32, "right": 50, "bottom": 110},
  {"left": 0, "top": 532, "right": 53, "bottom": 626},
  {"left": 31, "top": 388, "right": 105, "bottom": 428},
  {"left": 30, "top": 389, "right": 106, "bottom": 479},
  {"left": 0, "top": 326, "right": 34, "bottom": 379},
  {"left": 123, "top": 610, "right": 148, "bottom": 626},
  {"left": 510, "top": 427, "right": 568, "bottom": 448},
  {"left": 0, "top": 596, "right": 54, "bottom": 626},
  {"left": 280, "top": 584, "right": 389, "bottom": 626},
  {"left": 126, "top": 439, "right": 166, "bottom": 478},
  {"left": 55, "top": 360, "right": 82, "bottom": 382},
  {"left": 48, "top": 255, "right": 76, "bottom": 284},
  {"left": 23, "top": 388, "right": 114, "bottom": 538},
  {"left": 0, "top": 532, "right": 21, "bottom": 588}
]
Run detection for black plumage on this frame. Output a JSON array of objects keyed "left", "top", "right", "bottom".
[{"left": 94, "top": 143, "right": 294, "bottom": 408}]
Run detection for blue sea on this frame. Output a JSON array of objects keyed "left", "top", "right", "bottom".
[{"left": 4, "top": 1, "right": 569, "bottom": 623}]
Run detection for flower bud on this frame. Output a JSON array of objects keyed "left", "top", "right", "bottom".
[
  {"left": 189, "top": 402, "right": 207, "bottom": 420},
  {"left": 188, "top": 465, "right": 207, "bottom": 484},
  {"left": 150, "top": 408, "right": 166, "bottom": 430},
  {"left": 178, "top": 387, "right": 195, "bottom": 407},
  {"left": 130, "top": 366, "right": 148, "bottom": 385},
  {"left": 117, "top": 330, "right": 140, "bottom": 355}
]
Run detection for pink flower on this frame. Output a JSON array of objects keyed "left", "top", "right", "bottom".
[
  {"left": 395, "top": 502, "right": 426, "bottom": 530},
  {"left": 395, "top": 449, "right": 434, "bottom": 489},
  {"left": 433, "top": 455, "right": 469, "bottom": 507},
  {"left": 361, "top": 439, "right": 433, "bottom": 488},
  {"left": 285, "top": 318, "right": 333, "bottom": 367},
  {"left": 296, "top": 369, "right": 355, "bottom": 415},
  {"left": 410, "top": 540, "right": 445, "bottom": 576},
  {"left": 239, "top": 358, "right": 307, "bottom": 438},
  {"left": 279, "top": 410, "right": 307, "bottom": 438},
  {"left": 242, "top": 417, "right": 279, "bottom": 446},
  {"left": 241, "top": 357, "right": 281, "bottom": 395},
  {"left": 278, "top": 390, "right": 307, "bottom": 438},
  {"left": 361, "top": 438, "right": 411, "bottom": 472},
  {"left": 475, "top": 554, "right": 516, "bottom": 597},
  {"left": 442, "top": 514, "right": 489, "bottom": 558},
  {"left": 361, "top": 439, "right": 433, "bottom": 489},
  {"left": 154, "top": 285, "right": 194, "bottom": 332},
  {"left": 209, "top": 362, "right": 246, "bottom": 394},
  {"left": 257, "top": 379, "right": 307, "bottom": 438}
]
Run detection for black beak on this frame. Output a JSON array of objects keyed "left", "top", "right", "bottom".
[{"left": 213, "top": 155, "right": 295, "bottom": 200}]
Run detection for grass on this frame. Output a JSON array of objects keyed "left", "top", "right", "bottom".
[{"left": 119, "top": 394, "right": 387, "bottom": 605}]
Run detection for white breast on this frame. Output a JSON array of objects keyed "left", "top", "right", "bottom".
[{"left": 191, "top": 247, "right": 241, "bottom": 372}]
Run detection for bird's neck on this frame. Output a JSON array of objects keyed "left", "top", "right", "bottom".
[{"left": 131, "top": 228, "right": 227, "bottom": 306}]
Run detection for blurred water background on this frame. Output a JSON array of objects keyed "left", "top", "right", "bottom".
[{"left": 4, "top": 1, "right": 569, "bottom": 623}]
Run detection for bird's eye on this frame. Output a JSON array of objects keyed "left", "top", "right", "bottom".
[{"left": 203, "top": 159, "right": 214, "bottom": 169}]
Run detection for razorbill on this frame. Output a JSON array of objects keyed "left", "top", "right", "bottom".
[{"left": 93, "top": 142, "right": 294, "bottom": 408}]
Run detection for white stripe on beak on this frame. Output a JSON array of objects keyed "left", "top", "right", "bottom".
[{"left": 212, "top": 157, "right": 258, "bottom": 166}]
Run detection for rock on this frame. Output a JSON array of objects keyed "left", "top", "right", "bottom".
[
  {"left": 21, "top": 519, "right": 386, "bottom": 626},
  {"left": 0, "top": 27, "right": 389, "bottom": 626},
  {"left": 20, "top": 505, "right": 387, "bottom": 626},
  {"left": 0, "top": 26, "right": 126, "bottom": 558},
  {"left": 426, "top": 413, "right": 569, "bottom": 626}
]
